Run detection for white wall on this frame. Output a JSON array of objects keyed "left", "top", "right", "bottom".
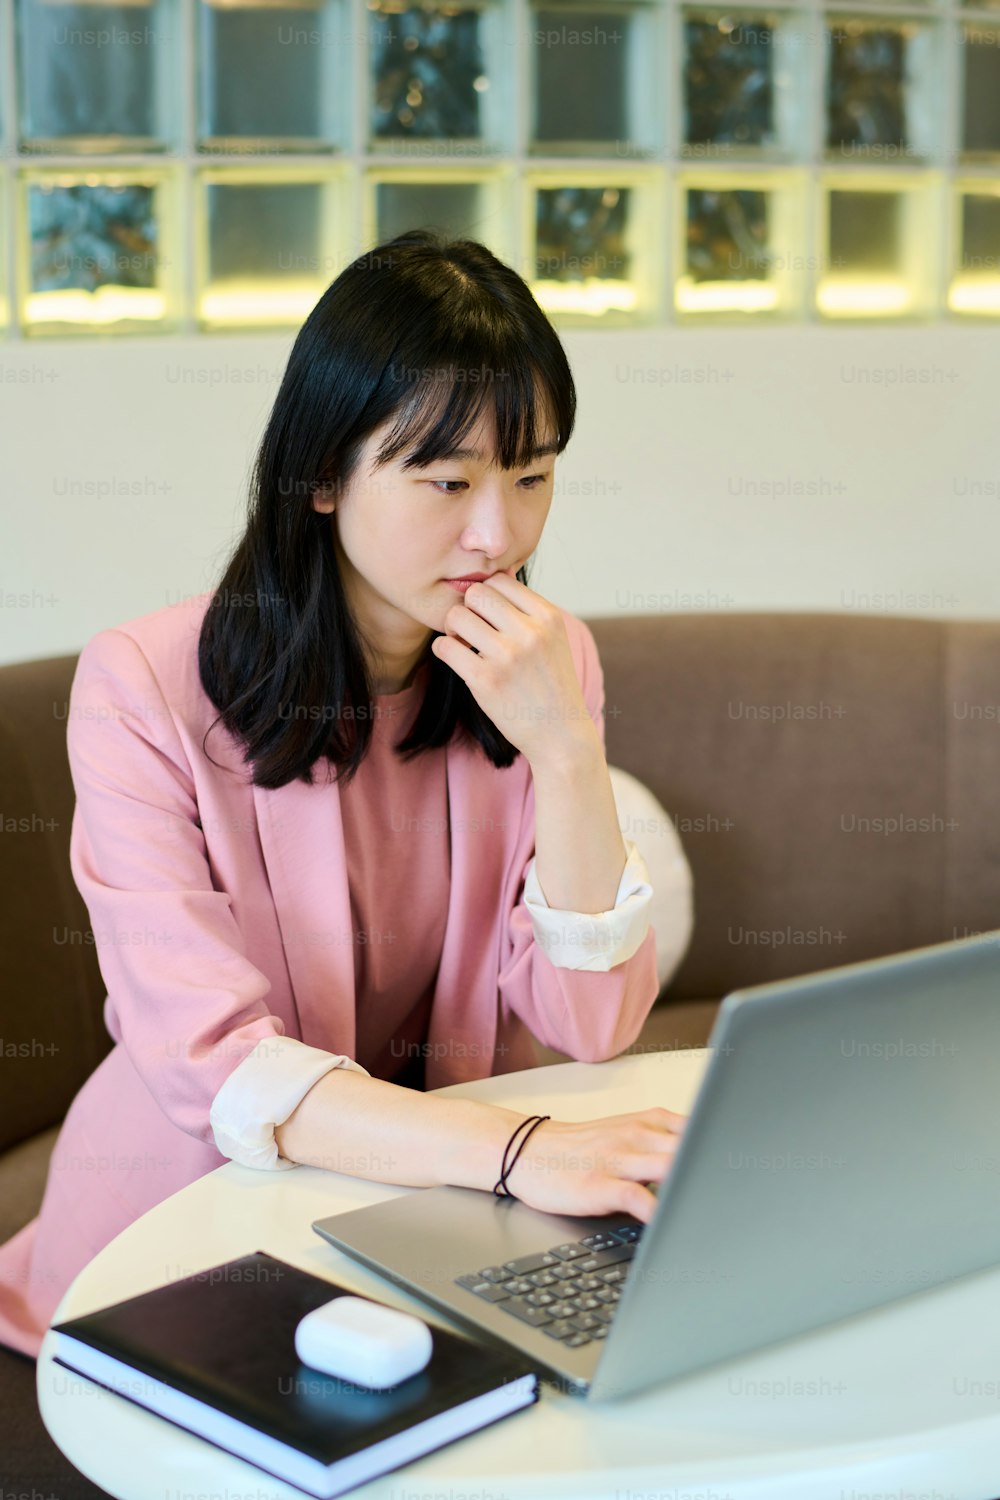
[{"left": 2, "top": 322, "right": 997, "bottom": 666}]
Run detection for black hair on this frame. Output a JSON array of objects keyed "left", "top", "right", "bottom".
[{"left": 198, "top": 229, "right": 577, "bottom": 790}]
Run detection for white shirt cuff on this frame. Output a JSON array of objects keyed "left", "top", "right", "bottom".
[
  {"left": 209, "top": 1035, "right": 371, "bottom": 1170},
  {"left": 522, "top": 838, "right": 654, "bottom": 972}
]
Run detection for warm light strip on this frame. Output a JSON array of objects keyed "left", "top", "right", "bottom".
[
  {"left": 816, "top": 278, "right": 911, "bottom": 315},
  {"left": 947, "top": 278, "right": 1000, "bottom": 314},
  {"left": 26, "top": 287, "right": 165, "bottom": 324},
  {"left": 675, "top": 277, "right": 779, "bottom": 313},
  {"left": 532, "top": 278, "right": 638, "bottom": 314},
  {"left": 199, "top": 281, "right": 323, "bottom": 323}
]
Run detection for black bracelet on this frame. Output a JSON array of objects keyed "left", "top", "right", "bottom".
[
  {"left": 495, "top": 1116, "right": 539, "bottom": 1192},
  {"left": 493, "top": 1114, "right": 551, "bottom": 1199}
]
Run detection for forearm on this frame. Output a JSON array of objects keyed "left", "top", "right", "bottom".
[
  {"left": 529, "top": 728, "right": 629, "bottom": 914},
  {"left": 273, "top": 1065, "right": 530, "bottom": 1187}
]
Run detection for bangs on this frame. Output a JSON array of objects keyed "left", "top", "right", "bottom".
[{"left": 371, "top": 347, "right": 568, "bottom": 475}]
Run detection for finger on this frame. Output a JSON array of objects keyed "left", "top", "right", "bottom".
[
  {"left": 478, "top": 571, "right": 540, "bottom": 617},
  {"left": 600, "top": 1107, "right": 689, "bottom": 1134},
  {"left": 463, "top": 580, "right": 513, "bottom": 620},
  {"left": 645, "top": 1106, "right": 690, "bottom": 1131},
  {"left": 613, "top": 1179, "right": 660, "bottom": 1224},
  {"left": 612, "top": 1148, "right": 682, "bottom": 1183},
  {"left": 444, "top": 604, "right": 498, "bottom": 652}
]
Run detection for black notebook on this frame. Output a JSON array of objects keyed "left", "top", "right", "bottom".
[{"left": 49, "top": 1250, "right": 539, "bottom": 1499}]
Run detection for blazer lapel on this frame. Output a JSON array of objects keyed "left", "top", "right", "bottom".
[
  {"left": 252, "top": 771, "right": 358, "bottom": 1056},
  {"left": 422, "top": 735, "right": 517, "bottom": 1088}
]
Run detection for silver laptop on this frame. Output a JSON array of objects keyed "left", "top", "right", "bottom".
[{"left": 314, "top": 932, "right": 1000, "bottom": 1400}]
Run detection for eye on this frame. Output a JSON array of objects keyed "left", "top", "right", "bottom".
[{"left": 428, "top": 474, "right": 550, "bottom": 495}]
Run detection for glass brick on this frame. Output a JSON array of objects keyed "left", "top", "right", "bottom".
[
  {"left": 961, "top": 26, "right": 1000, "bottom": 159},
  {"left": 16, "top": 0, "right": 171, "bottom": 152},
  {"left": 198, "top": 0, "right": 340, "bottom": 152},
  {"left": 369, "top": 0, "right": 487, "bottom": 146},
  {"left": 817, "top": 178, "right": 938, "bottom": 316},
  {"left": 374, "top": 179, "right": 486, "bottom": 242},
  {"left": 528, "top": 177, "right": 661, "bottom": 320},
  {"left": 530, "top": 6, "right": 655, "bottom": 154},
  {"left": 948, "top": 186, "right": 1000, "bottom": 314},
  {"left": 18, "top": 171, "right": 177, "bottom": 333},
  {"left": 196, "top": 172, "right": 338, "bottom": 329},
  {"left": 677, "top": 180, "right": 806, "bottom": 315},
  {"left": 825, "top": 18, "right": 937, "bottom": 164},
  {"left": 683, "top": 12, "right": 775, "bottom": 154}
]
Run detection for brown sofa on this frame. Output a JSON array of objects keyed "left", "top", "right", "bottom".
[
  {"left": 1, "top": 610, "right": 997, "bottom": 1491},
  {"left": 4, "top": 610, "right": 998, "bottom": 1243}
]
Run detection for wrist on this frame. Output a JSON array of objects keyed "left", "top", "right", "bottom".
[
  {"left": 438, "top": 1098, "right": 533, "bottom": 1193},
  {"left": 527, "top": 722, "right": 603, "bottom": 777}
]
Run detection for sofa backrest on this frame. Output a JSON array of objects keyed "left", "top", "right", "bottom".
[
  {"left": 590, "top": 612, "right": 1000, "bottom": 1002},
  {"left": 0, "top": 655, "right": 111, "bottom": 1154}
]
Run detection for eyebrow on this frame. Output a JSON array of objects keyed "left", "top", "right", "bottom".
[{"left": 438, "top": 442, "right": 560, "bottom": 463}]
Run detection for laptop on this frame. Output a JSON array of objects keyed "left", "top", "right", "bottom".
[{"left": 313, "top": 931, "right": 1000, "bottom": 1400}]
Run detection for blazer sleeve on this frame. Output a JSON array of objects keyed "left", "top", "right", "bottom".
[
  {"left": 66, "top": 627, "right": 367, "bottom": 1164},
  {"left": 496, "top": 617, "right": 664, "bottom": 1063}
]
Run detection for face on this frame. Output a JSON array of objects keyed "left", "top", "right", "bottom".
[{"left": 311, "top": 402, "right": 558, "bottom": 692}]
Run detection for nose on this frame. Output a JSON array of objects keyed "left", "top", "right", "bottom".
[{"left": 458, "top": 478, "right": 516, "bottom": 563}]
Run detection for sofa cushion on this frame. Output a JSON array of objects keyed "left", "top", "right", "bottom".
[
  {"left": 0, "top": 1124, "right": 60, "bottom": 1246},
  {"left": 607, "top": 764, "right": 694, "bottom": 993}
]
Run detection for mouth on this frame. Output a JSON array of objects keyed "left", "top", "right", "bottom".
[{"left": 442, "top": 566, "right": 518, "bottom": 593}]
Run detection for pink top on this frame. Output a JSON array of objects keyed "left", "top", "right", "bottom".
[{"left": 344, "top": 658, "right": 444, "bottom": 1084}]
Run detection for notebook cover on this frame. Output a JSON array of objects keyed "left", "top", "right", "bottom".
[{"left": 50, "top": 1251, "right": 539, "bottom": 1469}]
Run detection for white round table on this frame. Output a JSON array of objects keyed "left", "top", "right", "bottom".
[{"left": 37, "top": 1050, "right": 1000, "bottom": 1500}]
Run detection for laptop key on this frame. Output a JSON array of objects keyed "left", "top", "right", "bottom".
[
  {"left": 615, "top": 1225, "right": 643, "bottom": 1243},
  {"left": 569, "top": 1312, "right": 601, "bottom": 1331},
  {"left": 598, "top": 1267, "right": 628, "bottom": 1285},
  {"left": 575, "top": 1246, "right": 635, "bottom": 1274},
  {"left": 548, "top": 1301, "right": 577, "bottom": 1320},
  {"left": 580, "top": 1232, "right": 626, "bottom": 1250},
  {"left": 541, "top": 1319, "right": 579, "bottom": 1341},
  {"left": 552, "top": 1263, "right": 584, "bottom": 1281},
  {"left": 549, "top": 1243, "right": 590, "bottom": 1260},
  {"left": 502, "top": 1253, "right": 560, "bottom": 1276},
  {"left": 476, "top": 1266, "right": 511, "bottom": 1283},
  {"left": 455, "top": 1276, "right": 510, "bottom": 1301},
  {"left": 525, "top": 1291, "right": 556, "bottom": 1307},
  {"left": 593, "top": 1306, "right": 615, "bottom": 1324},
  {"left": 528, "top": 1270, "right": 559, "bottom": 1288},
  {"left": 501, "top": 1297, "right": 554, "bottom": 1327},
  {"left": 591, "top": 1326, "right": 609, "bottom": 1339},
  {"left": 471, "top": 1283, "right": 511, "bottom": 1303},
  {"left": 564, "top": 1332, "right": 593, "bottom": 1347},
  {"left": 595, "top": 1286, "right": 618, "bottom": 1303},
  {"left": 505, "top": 1278, "right": 535, "bottom": 1296},
  {"left": 575, "top": 1275, "right": 604, "bottom": 1292}
]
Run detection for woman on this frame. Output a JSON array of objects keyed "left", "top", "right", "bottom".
[{"left": 0, "top": 230, "right": 691, "bottom": 1361}]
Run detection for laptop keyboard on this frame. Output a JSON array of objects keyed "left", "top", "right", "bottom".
[{"left": 454, "top": 1223, "right": 643, "bottom": 1348}]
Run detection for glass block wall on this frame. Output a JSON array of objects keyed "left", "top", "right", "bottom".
[{"left": 0, "top": 0, "right": 997, "bottom": 335}]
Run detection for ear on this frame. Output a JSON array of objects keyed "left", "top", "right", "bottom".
[{"left": 310, "top": 481, "right": 336, "bottom": 515}]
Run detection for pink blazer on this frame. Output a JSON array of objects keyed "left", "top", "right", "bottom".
[{"left": 0, "top": 591, "right": 659, "bottom": 1358}]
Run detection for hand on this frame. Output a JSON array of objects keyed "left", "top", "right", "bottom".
[
  {"left": 430, "top": 573, "right": 596, "bottom": 765},
  {"left": 501, "top": 1108, "right": 689, "bottom": 1223}
]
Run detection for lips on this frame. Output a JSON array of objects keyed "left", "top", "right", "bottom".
[{"left": 443, "top": 566, "right": 517, "bottom": 584}]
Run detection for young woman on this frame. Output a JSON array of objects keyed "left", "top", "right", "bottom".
[{"left": 0, "top": 230, "right": 690, "bottom": 1361}]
